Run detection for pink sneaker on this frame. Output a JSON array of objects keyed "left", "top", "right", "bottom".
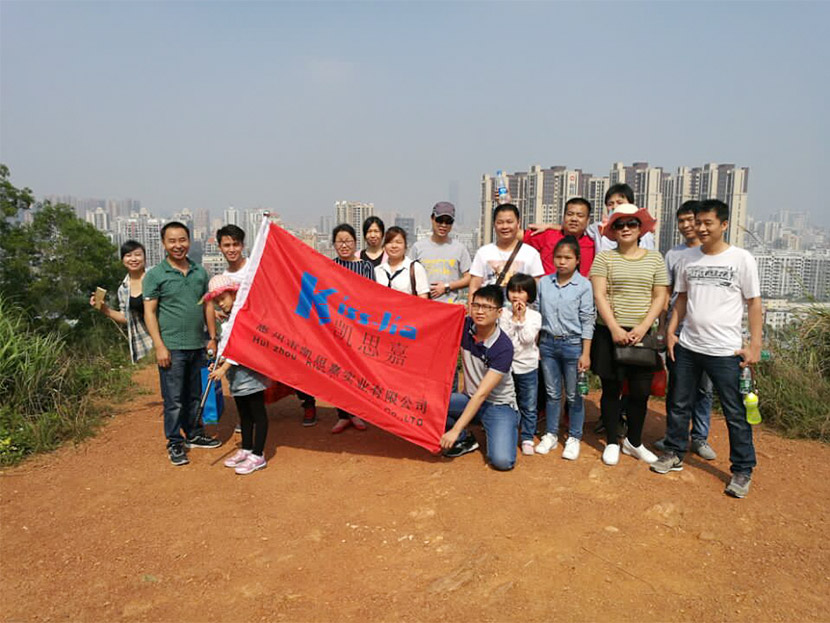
[
  {"left": 224, "top": 449, "right": 250, "bottom": 468},
  {"left": 331, "top": 418, "right": 352, "bottom": 434},
  {"left": 235, "top": 454, "right": 266, "bottom": 475},
  {"left": 521, "top": 440, "right": 535, "bottom": 456},
  {"left": 350, "top": 416, "right": 367, "bottom": 431}
]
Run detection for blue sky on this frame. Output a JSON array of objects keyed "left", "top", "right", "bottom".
[{"left": 2, "top": 1, "right": 828, "bottom": 227}]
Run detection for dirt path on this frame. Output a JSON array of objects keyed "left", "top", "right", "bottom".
[{"left": 1, "top": 367, "right": 829, "bottom": 622}]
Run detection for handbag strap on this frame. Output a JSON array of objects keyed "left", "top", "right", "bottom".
[
  {"left": 495, "top": 241, "right": 523, "bottom": 287},
  {"left": 409, "top": 261, "right": 417, "bottom": 295}
]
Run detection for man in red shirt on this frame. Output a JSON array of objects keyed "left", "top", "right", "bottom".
[{"left": 523, "top": 197, "right": 595, "bottom": 276}]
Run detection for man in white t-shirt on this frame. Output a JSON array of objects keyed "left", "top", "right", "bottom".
[
  {"left": 217, "top": 224, "right": 250, "bottom": 286},
  {"left": 652, "top": 200, "right": 763, "bottom": 499},
  {"left": 469, "top": 203, "right": 544, "bottom": 311}
]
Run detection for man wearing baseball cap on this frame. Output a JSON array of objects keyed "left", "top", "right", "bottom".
[{"left": 409, "top": 201, "right": 472, "bottom": 303}]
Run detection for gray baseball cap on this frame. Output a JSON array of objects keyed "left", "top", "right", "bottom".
[{"left": 432, "top": 201, "right": 455, "bottom": 218}]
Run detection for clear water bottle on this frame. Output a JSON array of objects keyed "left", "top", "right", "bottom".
[
  {"left": 577, "top": 371, "right": 589, "bottom": 396},
  {"left": 744, "top": 391, "right": 761, "bottom": 425},
  {"left": 496, "top": 170, "right": 510, "bottom": 204},
  {"left": 739, "top": 366, "right": 752, "bottom": 394}
]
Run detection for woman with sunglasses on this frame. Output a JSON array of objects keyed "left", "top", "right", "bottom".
[{"left": 589, "top": 204, "right": 669, "bottom": 466}]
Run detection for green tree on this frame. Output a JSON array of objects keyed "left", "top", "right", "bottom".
[{"left": 0, "top": 165, "right": 122, "bottom": 334}]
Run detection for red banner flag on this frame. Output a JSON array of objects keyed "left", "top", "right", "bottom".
[{"left": 220, "top": 220, "right": 465, "bottom": 453}]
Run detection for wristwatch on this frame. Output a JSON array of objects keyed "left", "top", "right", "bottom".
[{"left": 444, "top": 283, "right": 451, "bottom": 294}]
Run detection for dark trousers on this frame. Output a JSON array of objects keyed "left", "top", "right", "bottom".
[
  {"left": 159, "top": 349, "right": 205, "bottom": 448},
  {"left": 235, "top": 391, "right": 268, "bottom": 456},
  {"left": 600, "top": 369, "right": 652, "bottom": 447},
  {"left": 666, "top": 345, "right": 756, "bottom": 474}
]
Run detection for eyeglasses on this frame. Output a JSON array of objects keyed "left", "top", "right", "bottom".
[
  {"left": 612, "top": 219, "right": 641, "bottom": 231},
  {"left": 334, "top": 239, "right": 355, "bottom": 247},
  {"left": 471, "top": 302, "right": 499, "bottom": 312},
  {"left": 435, "top": 216, "right": 454, "bottom": 226}
]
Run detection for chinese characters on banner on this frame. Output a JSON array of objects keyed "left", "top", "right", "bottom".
[{"left": 220, "top": 221, "right": 465, "bottom": 453}]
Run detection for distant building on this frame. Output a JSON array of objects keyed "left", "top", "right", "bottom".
[
  {"left": 755, "top": 251, "right": 830, "bottom": 301},
  {"left": 223, "top": 206, "right": 240, "bottom": 227},
  {"left": 335, "top": 201, "right": 374, "bottom": 250},
  {"left": 394, "top": 216, "right": 416, "bottom": 242},
  {"left": 113, "top": 209, "right": 166, "bottom": 268}
]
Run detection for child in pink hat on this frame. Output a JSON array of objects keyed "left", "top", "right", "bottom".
[{"left": 205, "top": 275, "right": 273, "bottom": 475}]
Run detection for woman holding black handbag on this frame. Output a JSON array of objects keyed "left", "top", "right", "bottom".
[{"left": 589, "top": 204, "right": 668, "bottom": 466}]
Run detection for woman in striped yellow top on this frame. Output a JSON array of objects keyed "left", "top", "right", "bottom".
[{"left": 589, "top": 204, "right": 669, "bottom": 467}]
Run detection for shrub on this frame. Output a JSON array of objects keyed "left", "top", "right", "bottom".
[
  {"left": 0, "top": 298, "right": 132, "bottom": 465},
  {"left": 755, "top": 306, "right": 830, "bottom": 442}
]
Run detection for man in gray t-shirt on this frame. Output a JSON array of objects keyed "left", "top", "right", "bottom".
[
  {"left": 409, "top": 201, "right": 471, "bottom": 303},
  {"left": 656, "top": 201, "right": 715, "bottom": 460}
]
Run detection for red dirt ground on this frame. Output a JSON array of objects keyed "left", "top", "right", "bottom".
[{"left": 1, "top": 366, "right": 828, "bottom": 622}]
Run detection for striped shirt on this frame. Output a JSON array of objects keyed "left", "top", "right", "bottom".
[
  {"left": 590, "top": 249, "right": 668, "bottom": 328},
  {"left": 333, "top": 256, "right": 375, "bottom": 280}
]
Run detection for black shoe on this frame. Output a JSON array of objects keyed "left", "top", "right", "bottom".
[
  {"left": 443, "top": 433, "right": 480, "bottom": 458},
  {"left": 185, "top": 434, "right": 221, "bottom": 449},
  {"left": 169, "top": 444, "right": 189, "bottom": 466}
]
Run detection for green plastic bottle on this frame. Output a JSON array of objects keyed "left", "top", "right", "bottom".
[{"left": 744, "top": 392, "right": 761, "bottom": 425}]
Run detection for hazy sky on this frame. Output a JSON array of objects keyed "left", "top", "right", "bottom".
[{"left": 2, "top": 1, "right": 828, "bottom": 228}]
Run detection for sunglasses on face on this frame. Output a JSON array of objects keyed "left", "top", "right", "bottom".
[
  {"left": 612, "top": 219, "right": 641, "bottom": 231},
  {"left": 435, "top": 216, "right": 454, "bottom": 225}
]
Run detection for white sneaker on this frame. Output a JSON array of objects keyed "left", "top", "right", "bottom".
[
  {"left": 562, "top": 437, "right": 581, "bottom": 460},
  {"left": 622, "top": 438, "right": 658, "bottom": 464},
  {"left": 602, "top": 443, "right": 620, "bottom": 466},
  {"left": 535, "top": 433, "right": 558, "bottom": 455},
  {"left": 521, "top": 440, "right": 535, "bottom": 456}
]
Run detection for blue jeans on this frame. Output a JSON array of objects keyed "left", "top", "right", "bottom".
[
  {"left": 445, "top": 393, "right": 519, "bottom": 471},
  {"left": 666, "top": 345, "right": 756, "bottom": 474},
  {"left": 666, "top": 355, "right": 713, "bottom": 442},
  {"left": 512, "top": 370, "right": 538, "bottom": 442},
  {"left": 539, "top": 336, "right": 585, "bottom": 439},
  {"left": 159, "top": 349, "right": 206, "bottom": 448}
]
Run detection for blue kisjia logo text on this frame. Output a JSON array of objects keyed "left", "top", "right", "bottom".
[{"left": 295, "top": 272, "right": 418, "bottom": 340}]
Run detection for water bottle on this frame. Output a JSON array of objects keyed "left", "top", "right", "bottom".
[
  {"left": 496, "top": 170, "right": 509, "bottom": 204},
  {"left": 744, "top": 391, "right": 762, "bottom": 425},
  {"left": 577, "top": 371, "right": 589, "bottom": 396},
  {"left": 739, "top": 366, "right": 752, "bottom": 395}
]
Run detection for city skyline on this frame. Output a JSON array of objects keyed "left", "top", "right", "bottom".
[{"left": 2, "top": 2, "right": 828, "bottom": 229}]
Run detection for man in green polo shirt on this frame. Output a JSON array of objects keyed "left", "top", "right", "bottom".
[{"left": 144, "top": 221, "right": 221, "bottom": 466}]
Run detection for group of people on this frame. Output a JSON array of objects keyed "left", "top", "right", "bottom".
[{"left": 92, "top": 182, "right": 763, "bottom": 498}]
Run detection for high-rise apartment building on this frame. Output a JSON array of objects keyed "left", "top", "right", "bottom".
[
  {"left": 223, "top": 206, "right": 240, "bottom": 227},
  {"left": 113, "top": 209, "right": 166, "bottom": 268},
  {"left": 86, "top": 207, "right": 110, "bottom": 232},
  {"left": 755, "top": 251, "right": 830, "bottom": 300},
  {"left": 394, "top": 216, "right": 416, "bottom": 242},
  {"left": 335, "top": 201, "right": 374, "bottom": 250},
  {"left": 194, "top": 208, "right": 211, "bottom": 241}
]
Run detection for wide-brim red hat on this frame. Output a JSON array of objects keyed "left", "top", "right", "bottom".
[{"left": 602, "top": 203, "right": 657, "bottom": 240}]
